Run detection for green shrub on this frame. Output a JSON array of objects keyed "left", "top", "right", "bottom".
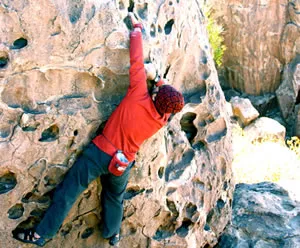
[{"left": 204, "top": 6, "right": 226, "bottom": 67}]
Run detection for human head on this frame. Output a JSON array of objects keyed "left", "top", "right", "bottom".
[{"left": 154, "top": 85, "right": 184, "bottom": 115}]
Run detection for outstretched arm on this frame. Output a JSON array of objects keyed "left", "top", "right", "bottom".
[{"left": 128, "top": 13, "right": 147, "bottom": 94}]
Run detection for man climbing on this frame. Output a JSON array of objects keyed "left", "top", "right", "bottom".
[{"left": 13, "top": 12, "right": 184, "bottom": 246}]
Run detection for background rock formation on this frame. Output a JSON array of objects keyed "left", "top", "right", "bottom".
[
  {"left": 207, "top": 0, "right": 299, "bottom": 96},
  {"left": 217, "top": 182, "right": 300, "bottom": 248},
  {"left": 0, "top": 0, "right": 233, "bottom": 247}
]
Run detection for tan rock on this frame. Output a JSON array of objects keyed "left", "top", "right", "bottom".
[
  {"left": 230, "top": 96, "right": 259, "bottom": 126},
  {"left": 0, "top": 1, "right": 234, "bottom": 247},
  {"left": 244, "top": 117, "right": 286, "bottom": 142}
]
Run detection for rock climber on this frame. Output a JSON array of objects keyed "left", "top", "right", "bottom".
[{"left": 13, "top": 12, "right": 184, "bottom": 246}]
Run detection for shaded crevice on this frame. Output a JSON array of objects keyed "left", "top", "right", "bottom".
[
  {"left": 158, "top": 167, "right": 164, "bottom": 179},
  {"left": 150, "top": 24, "right": 156, "bottom": 38},
  {"left": 164, "top": 19, "right": 174, "bottom": 35},
  {"left": 81, "top": 227, "right": 94, "bottom": 239},
  {"left": 11, "top": 37, "right": 28, "bottom": 49},
  {"left": 185, "top": 202, "right": 197, "bottom": 219},
  {"left": 8, "top": 203, "right": 24, "bottom": 219},
  {"left": 118, "top": 1, "right": 125, "bottom": 10},
  {"left": 176, "top": 219, "right": 193, "bottom": 237},
  {"left": 166, "top": 199, "right": 179, "bottom": 220},
  {"left": 137, "top": 3, "right": 148, "bottom": 20},
  {"left": 39, "top": 124, "right": 59, "bottom": 142},
  {"left": 163, "top": 65, "right": 171, "bottom": 78},
  {"left": 192, "top": 179, "right": 205, "bottom": 191},
  {"left": 165, "top": 149, "right": 194, "bottom": 182},
  {"left": 193, "top": 140, "right": 206, "bottom": 150},
  {"left": 124, "top": 186, "right": 145, "bottom": 200},
  {"left": 166, "top": 187, "right": 176, "bottom": 196},
  {"left": 0, "top": 51, "right": 9, "bottom": 68},
  {"left": 21, "top": 192, "right": 51, "bottom": 205},
  {"left": 153, "top": 222, "right": 175, "bottom": 241},
  {"left": 296, "top": 90, "right": 300, "bottom": 105},
  {"left": 68, "top": 0, "right": 83, "bottom": 24},
  {"left": 0, "top": 172, "right": 17, "bottom": 194},
  {"left": 217, "top": 199, "right": 226, "bottom": 210},
  {"left": 180, "top": 112, "right": 197, "bottom": 143}
]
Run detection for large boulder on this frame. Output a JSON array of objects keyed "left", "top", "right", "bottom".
[
  {"left": 0, "top": 0, "right": 233, "bottom": 247},
  {"left": 217, "top": 182, "right": 300, "bottom": 248}
]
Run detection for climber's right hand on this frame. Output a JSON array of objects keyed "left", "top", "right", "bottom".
[{"left": 128, "top": 12, "right": 143, "bottom": 31}]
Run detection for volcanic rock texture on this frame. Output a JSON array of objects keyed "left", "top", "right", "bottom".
[{"left": 0, "top": 0, "right": 233, "bottom": 247}]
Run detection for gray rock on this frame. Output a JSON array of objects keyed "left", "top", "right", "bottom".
[{"left": 217, "top": 182, "right": 300, "bottom": 248}]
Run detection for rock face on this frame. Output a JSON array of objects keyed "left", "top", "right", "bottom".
[
  {"left": 276, "top": 55, "right": 300, "bottom": 135},
  {"left": 217, "top": 182, "right": 300, "bottom": 248},
  {"left": 208, "top": 0, "right": 299, "bottom": 96},
  {"left": 0, "top": 1, "right": 233, "bottom": 247}
]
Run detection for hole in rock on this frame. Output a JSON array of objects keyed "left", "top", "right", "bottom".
[
  {"left": 8, "top": 203, "right": 24, "bottom": 219},
  {"left": 180, "top": 112, "right": 197, "bottom": 143},
  {"left": 21, "top": 192, "right": 51, "bottom": 205},
  {"left": 81, "top": 227, "right": 94, "bottom": 239},
  {"left": 150, "top": 24, "right": 156, "bottom": 38},
  {"left": 201, "top": 70, "right": 211, "bottom": 80},
  {"left": 296, "top": 90, "right": 300, "bottom": 104},
  {"left": 204, "top": 224, "right": 210, "bottom": 231},
  {"left": 137, "top": 3, "right": 148, "bottom": 20},
  {"left": 223, "top": 181, "right": 228, "bottom": 190},
  {"left": 217, "top": 199, "right": 226, "bottom": 210},
  {"left": 12, "top": 216, "right": 40, "bottom": 239},
  {"left": 169, "top": 1, "right": 173, "bottom": 6},
  {"left": 39, "top": 124, "right": 59, "bottom": 142},
  {"left": 206, "top": 208, "right": 214, "bottom": 224},
  {"left": 146, "top": 188, "right": 153, "bottom": 194},
  {"left": 30, "top": 208, "right": 44, "bottom": 218},
  {"left": 69, "top": 2, "right": 83, "bottom": 24},
  {"left": 153, "top": 222, "right": 175, "bottom": 241},
  {"left": 201, "top": 56, "right": 208, "bottom": 64},
  {"left": 192, "top": 179, "right": 205, "bottom": 190},
  {"left": 0, "top": 172, "right": 17, "bottom": 194},
  {"left": 176, "top": 219, "right": 193, "bottom": 237},
  {"left": 11, "top": 38, "right": 28, "bottom": 49},
  {"left": 60, "top": 223, "right": 72, "bottom": 236},
  {"left": 118, "top": 1, "right": 125, "bottom": 10},
  {"left": 166, "top": 187, "right": 176, "bottom": 196},
  {"left": 166, "top": 199, "right": 179, "bottom": 219},
  {"left": 185, "top": 203, "right": 197, "bottom": 219},
  {"left": 0, "top": 51, "right": 9, "bottom": 68},
  {"left": 158, "top": 25, "right": 162, "bottom": 33},
  {"left": 73, "top": 129, "right": 78, "bottom": 136},
  {"left": 128, "top": 0, "right": 135, "bottom": 12},
  {"left": 164, "top": 19, "right": 174, "bottom": 35},
  {"left": 193, "top": 140, "right": 206, "bottom": 150},
  {"left": 158, "top": 167, "right": 164, "bottom": 179},
  {"left": 124, "top": 186, "right": 145, "bottom": 200}
]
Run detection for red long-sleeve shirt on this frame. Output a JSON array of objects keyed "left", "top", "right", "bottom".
[{"left": 93, "top": 30, "right": 170, "bottom": 162}]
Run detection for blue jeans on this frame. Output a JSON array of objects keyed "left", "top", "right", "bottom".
[{"left": 36, "top": 143, "right": 133, "bottom": 239}]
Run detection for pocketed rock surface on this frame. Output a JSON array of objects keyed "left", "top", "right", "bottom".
[{"left": 0, "top": 1, "right": 233, "bottom": 247}]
